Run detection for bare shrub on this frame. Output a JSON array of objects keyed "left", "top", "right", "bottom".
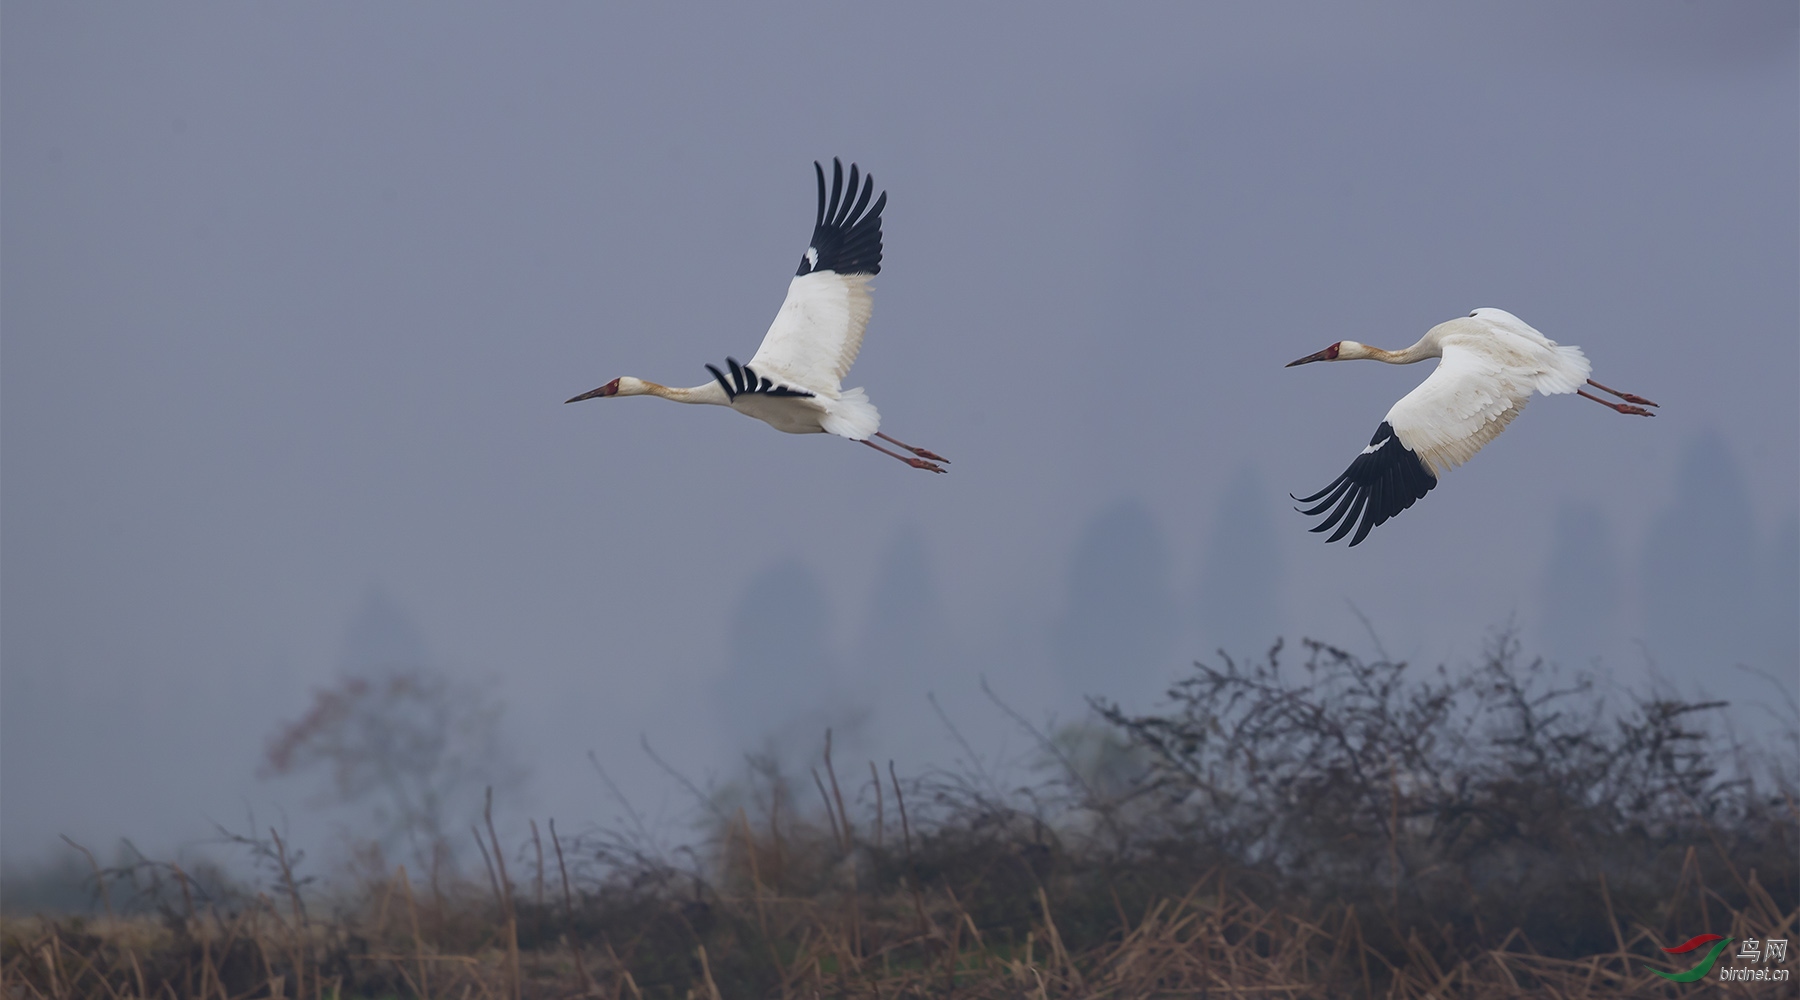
[
  {"left": 1097, "top": 633, "right": 1796, "bottom": 961},
  {"left": 261, "top": 668, "right": 526, "bottom": 875},
  {"left": 7, "top": 631, "right": 1794, "bottom": 998}
]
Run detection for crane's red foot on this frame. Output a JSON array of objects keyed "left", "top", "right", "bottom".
[
  {"left": 1586, "top": 379, "right": 1658, "bottom": 408},
  {"left": 875, "top": 432, "right": 949, "bottom": 464},
  {"left": 864, "top": 437, "right": 947, "bottom": 472},
  {"left": 1579, "top": 389, "right": 1655, "bottom": 416}
]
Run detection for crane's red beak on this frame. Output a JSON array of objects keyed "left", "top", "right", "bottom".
[
  {"left": 565, "top": 378, "right": 620, "bottom": 403},
  {"left": 1286, "top": 345, "right": 1339, "bottom": 367}
]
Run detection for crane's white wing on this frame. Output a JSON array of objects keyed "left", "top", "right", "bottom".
[
  {"left": 1294, "top": 342, "right": 1532, "bottom": 546},
  {"left": 747, "top": 160, "right": 886, "bottom": 394},
  {"left": 750, "top": 271, "right": 873, "bottom": 394},
  {"left": 1386, "top": 341, "right": 1537, "bottom": 478}
]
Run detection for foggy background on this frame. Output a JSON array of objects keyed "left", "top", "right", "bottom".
[{"left": 4, "top": 3, "right": 1796, "bottom": 872}]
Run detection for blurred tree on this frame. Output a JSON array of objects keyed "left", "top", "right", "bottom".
[
  {"left": 858, "top": 524, "right": 940, "bottom": 680},
  {"left": 855, "top": 524, "right": 949, "bottom": 747},
  {"left": 0, "top": 849, "right": 101, "bottom": 915},
  {"left": 1641, "top": 432, "right": 1761, "bottom": 709},
  {"left": 1537, "top": 502, "right": 1620, "bottom": 667},
  {"left": 1197, "top": 466, "right": 1281, "bottom": 660},
  {"left": 1759, "top": 512, "right": 1799, "bottom": 729},
  {"left": 1055, "top": 499, "right": 1179, "bottom": 708},
  {"left": 337, "top": 589, "right": 431, "bottom": 675},
  {"left": 719, "top": 559, "right": 862, "bottom": 763},
  {"left": 261, "top": 594, "right": 523, "bottom": 874}
]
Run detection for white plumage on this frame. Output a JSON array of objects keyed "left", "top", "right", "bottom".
[
  {"left": 566, "top": 160, "right": 947, "bottom": 473},
  {"left": 1385, "top": 311, "right": 1590, "bottom": 476},
  {"left": 746, "top": 270, "right": 881, "bottom": 440},
  {"left": 1286, "top": 308, "right": 1656, "bottom": 545},
  {"left": 755, "top": 271, "right": 873, "bottom": 392}
]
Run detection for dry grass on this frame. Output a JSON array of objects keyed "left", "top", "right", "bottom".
[
  {"left": 6, "top": 637, "right": 1794, "bottom": 997},
  {"left": 3, "top": 859, "right": 1792, "bottom": 998}
]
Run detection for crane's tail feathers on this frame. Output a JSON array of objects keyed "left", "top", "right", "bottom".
[
  {"left": 1535, "top": 344, "right": 1592, "bottom": 395},
  {"left": 819, "top": 386, "right": 880, "bottom": 440}
]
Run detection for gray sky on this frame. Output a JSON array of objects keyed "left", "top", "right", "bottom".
[{"left": 4, "top": 3, "right": 1796, "bottom": 865}]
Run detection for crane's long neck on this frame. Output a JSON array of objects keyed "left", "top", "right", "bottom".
[
  {"left": 620, "top": 377, "right": 730, "bottom": 405},
  {"left": 1343, "top": 336, "right": 1440, "bottom": 365}
]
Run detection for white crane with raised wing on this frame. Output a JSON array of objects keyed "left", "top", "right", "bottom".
[
  {"left": 566, "top": 159, "right": 947, "bottom": 473},
  {"left": 1286, "top": 308, "right": 1656, "bottom": 545}
]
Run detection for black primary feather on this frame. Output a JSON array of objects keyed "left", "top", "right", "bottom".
[
  {"left": 1293, "top": 421, "right": 1437, "bottom": 546},
  {"left": 705, "top": 363, "right": 735, "bottom": 399},
  {"left": 796, "top": 158, "right": 886, "bottom": 277},
  {"left": 704, "top": 356, "right": 815, "bottom": 401}
]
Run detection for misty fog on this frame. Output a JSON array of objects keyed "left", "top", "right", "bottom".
[{"left": 3, "top": 3, "right": 1795, "bottom": 878}]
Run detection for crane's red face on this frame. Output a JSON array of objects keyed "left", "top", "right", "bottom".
[
  {"left": 565, "top": 378, "right": 621, "bottom": 403},
  {"left": 1285, "top": 342, "right": 1341, "bottom": 367}
]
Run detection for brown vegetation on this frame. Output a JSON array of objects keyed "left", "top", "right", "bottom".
[{"left": 5, "top": 637, "right": 1794, "bottom": 998}]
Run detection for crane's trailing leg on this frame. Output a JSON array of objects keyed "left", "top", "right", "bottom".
[
  {"left": 874, "top": 431, "right": 949, "bottom": 464},
  {"left": 1585, "top": 378, "right": 1658, "bottom": 408},
  {"left": 1577, "top": 389, "right": 1655, "bottom": 417},
  {"left": 862, "top": 438, "right": 947, "bottom": 473}
]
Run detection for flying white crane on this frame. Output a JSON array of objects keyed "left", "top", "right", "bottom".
[
  {"left": 1285, "top": 307, "right": 1656, "bottom": 546},
  {"left": 566, "top": 159, "right": 948, "bottom": 473}
]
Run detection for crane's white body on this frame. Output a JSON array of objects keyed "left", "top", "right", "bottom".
[
  {"left": 1288, "top": 307, "right": 1653, "bottom": 545},
  {"left": 1380, "top": 308, "right": 1590, "bottom": 476},
  {"left": 739, "top": 271, "right": 880, "bottom": 439}
]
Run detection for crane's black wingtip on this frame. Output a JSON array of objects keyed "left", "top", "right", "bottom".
[
  {"left": 1295, "top": 421, "right": 1437, "bottom": 546},
  {"left": 706, "top": 357, "right": 816, "bottom": 400},
  {"left": 796, "top": 157, "right": 885, "bottom": 278}
]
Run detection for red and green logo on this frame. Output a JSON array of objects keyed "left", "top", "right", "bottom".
[{"left": 1650, "top": 933, "right": 1735, "bottom": 983}]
